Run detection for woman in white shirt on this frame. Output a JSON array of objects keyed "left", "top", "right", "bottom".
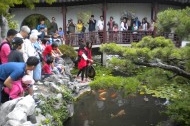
[
  {"left": 120, "top": 18, "right": 128, "bottom": 31},
  {"left": 142, "top": 18, "right": 148, "bottom": 31},
  {"left": 97, "top": 16, "right": 104, "bottom": 43}
]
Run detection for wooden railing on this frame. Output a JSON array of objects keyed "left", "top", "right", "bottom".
[{"left": 65, "top": 31, "right": 180, "bottom": 47}]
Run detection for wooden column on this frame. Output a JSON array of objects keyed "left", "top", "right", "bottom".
[
  {"left": 151, "top": 1, "right": 158, "bottom": 20},
  {"left": 151, "top": 2, "right": 158, "bottom": 36},
  {"left": 62, "top": 4, "right": 67, "bottom": 35},
  {"left": 103, "top": 1, "right": 107, "bottom": 43}
]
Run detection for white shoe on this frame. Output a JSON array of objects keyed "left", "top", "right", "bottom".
[
  {"left": 36, "top": 81, "right": 43, "bottom": 85},
  {"left": 33, "top": 85, "right": 38, "bottom": 91}
]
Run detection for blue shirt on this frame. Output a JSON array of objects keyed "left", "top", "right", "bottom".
[
  {"left": 58, "top": 31, "right": 64, "bottom": 37},
  {"left": 0, "top": 62, "right": 26, "bottom": 81},
  {"left": 37, "top": 24, "right": 46, "bottom": 31}
]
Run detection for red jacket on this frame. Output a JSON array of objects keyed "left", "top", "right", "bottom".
[{"left": 77, "top": 49, "right": 87, "bottom": 70}]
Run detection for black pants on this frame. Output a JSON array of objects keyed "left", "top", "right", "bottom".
[
  {"left": 77, "top": 66, "right": 87, "bottom": 81},
  {"left": 1, "top": 89, "right": 10, "bottom": 103}
]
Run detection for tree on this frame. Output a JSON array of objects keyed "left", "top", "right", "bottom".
[
  {"left": 156, "top": 7, "right": 190, "bottom": 40},
  {"left": 100, "top": 36, "right": 190, "bottom": 125},
  {"left": 0, "top": 0, "right": 56, "bottom": 15},
  {"left": 100, "top": 36, "right": 190, "bottom": 80},
  {"left": 0, "top": 0, "right": 56, "bottom": 41}
]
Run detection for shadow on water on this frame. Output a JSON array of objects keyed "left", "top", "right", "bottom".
[{"left": 64, "top": 89, "right": 169, "bottom": 126}]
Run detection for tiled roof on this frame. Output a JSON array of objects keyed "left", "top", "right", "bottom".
[
  {"left": 29, "top": 0, "right": 190, "bottom": 7},
  {"left": 40, "top": 0, "right": 190, "bottom": 3}
]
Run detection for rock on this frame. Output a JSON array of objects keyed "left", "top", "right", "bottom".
[
  {"left": 67, "top": 104, "right": 74, "bottom": 117},
  {"left": 6, "top": 108, "right": 27, "bottom": 123},
  {"left": 43, "top": 81, "right": 50, "bottom": 86},
  {"left": 35, "top": 114, "right": 46, "bottom": 125},
  {"left": 0, "top": 95, "right": 35, "bottom": 126},
  {"left": 15, "top": 95, "right": 35, "bottom": 115},
  {"left": 27, "top": 113, "right": 37, "bottom": 124},
  {"left": 50, "top": 82, "right": 61, "bottom": 92},
  {"left": 35, "top": 108, "right": 42, "bottom": 114},
  {"left": 21, "top": 121, "right": 34, "bottom": 126},
  {"left": 4, "top": 120, "right": 20, "bottom": 126},
  {"left": 0, "top": 98, "right": 22, "bottom": 124},
  {"left": 56, "top": 93, "right": 63, "bottom": 100}
]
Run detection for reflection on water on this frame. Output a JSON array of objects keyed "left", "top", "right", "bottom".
[{"left": 64, "top": 89, "right": 168, "bottom": 126}]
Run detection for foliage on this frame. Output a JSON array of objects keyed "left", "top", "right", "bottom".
[
  {"left": 164, "top": 84, "right": 190, "bottom": 126},
  {"left": 0, "top": 0, "right": 56, "bottom": 15},
  {"left": 22, "top": 14, "right": 50, "bottom": 30},
  {"left": 90, "top": 75, "right": 140, "bottom": 95},
  {"left": 77, "top": 11, "right": 91, "bottom": 27},
  {"left": 59, "top": 44, "right": 77, "bottom": 59},
  {"left": 156, "top": 7, "right": 190, "bottom": 40},
  {"left": 107, "top": 57, "right": 136, "bottom": 75},
  {"left": 93, "top": 64, "right": 112, "bottom": 78},
  {"left": 4, "top": 13, "right": 18, "bottom": 29},
  {"left": 100, "top": 36, "right": 190, "bottom": 76},
  {"left": 0, "top": 0, "right": 55, "bottom": 29},
  {"left": 89, "top": 64, "right": 141, "bottom": 96},
  {"left": 39, "top": 85, "right": 73, "bottom": 126}
]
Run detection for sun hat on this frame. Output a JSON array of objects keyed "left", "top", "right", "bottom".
[
  {"left": 22, "top": 75, "right": 35, "bottom": 85},
  {"left": 31, "top": 29, "right": 42, "bottom": 36}
]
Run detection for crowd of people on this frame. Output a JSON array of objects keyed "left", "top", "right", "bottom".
[
  {"left": 0, "top": 19, "right": 88, "bottom": 104},
  {"left": 66, "top": 15, "right": 155, "bottom": 44},
  {"left": 0, "top": 14, "right": 154, "bottom": 103},
  {"left": 36, "top": 17, "right": 65, "bottom": 45},
  {"left": 66, "top": 15, "right": 155, "bottom": 33},
  {"left": 31, "top": 15, "right": 155, "bottom": 45}
]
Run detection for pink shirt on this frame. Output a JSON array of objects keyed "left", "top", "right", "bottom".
[
  {"left": 0, "top": 40, "right": 11, "bottom": 64},
  {"left": 4, "top": 80, "right": 24, "bottom": 99}
]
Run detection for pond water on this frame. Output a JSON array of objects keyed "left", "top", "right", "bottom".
[{"left": 64, "top": 90, "right": 168, "bottom": 126}]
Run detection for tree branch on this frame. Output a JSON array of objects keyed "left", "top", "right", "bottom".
[{"left": 134, "top": 60, "right": 190, "bottom": 80}]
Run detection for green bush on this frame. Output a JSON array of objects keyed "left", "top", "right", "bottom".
[
  {"left": 166, "top": 96, "right": 190, "bottom": 126},
  {"left": 59, "top": 44, "right": 77, "bottom": 58}
]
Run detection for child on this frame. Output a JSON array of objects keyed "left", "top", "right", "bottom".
[
  {"left": 42, "top": 56, "right": 54, "bottom": 78},
  {"left": 2, "top": 75, "right": 35, "bottom": 103}
]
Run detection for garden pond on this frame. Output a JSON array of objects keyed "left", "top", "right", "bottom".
[{"left": 64, "top": 89, "right": 169, "bottom": 126}]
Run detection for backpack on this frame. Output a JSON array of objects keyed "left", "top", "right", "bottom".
[
  {"left": 87, "top": 65, "right": 96, "bottom": 79},
  {"left": 0, "top": 41, "right": 11, "bottom": 64}
]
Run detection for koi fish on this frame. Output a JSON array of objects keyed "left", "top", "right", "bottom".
[
  {"left": 98, "top": 96, "right": 106, "bottom": 101},
  {"left": 98, "top": 89, "right": 106, "bottom": 93},
  {"left": 110, "top": 92, "right": 117, "bottom": 99},
  {"left": 111, "top": 109, "right": 126, "bottom": 118},
  {"left": 98, "top": 91, "right": 107, "bottom": 101}
]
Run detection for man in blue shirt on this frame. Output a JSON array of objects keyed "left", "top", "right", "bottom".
[
  {"left": 0, "top": 56, "right": 39, "bottom": 103},
  {"left": 37, "top": 19, "right": 46, "bottom": 40}
]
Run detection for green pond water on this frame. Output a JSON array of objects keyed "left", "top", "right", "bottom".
[{"left": 64, "top": 90, "right": 168, "bottom": 126}]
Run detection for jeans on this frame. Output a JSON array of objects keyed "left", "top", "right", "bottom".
[{"left": 33, "top": 62, "right": 42, "bottom": 81}]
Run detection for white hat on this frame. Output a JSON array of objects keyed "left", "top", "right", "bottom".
[
  {"left": 31, "top": 29, "right": 42, "bottom": 36},
  {"left": 22, "top": 75, "right": 35, "bottom": 85}
]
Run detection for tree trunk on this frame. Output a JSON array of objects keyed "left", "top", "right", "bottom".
[{"left": 0, "top": 15, "right": 8, "bottom": 43}]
